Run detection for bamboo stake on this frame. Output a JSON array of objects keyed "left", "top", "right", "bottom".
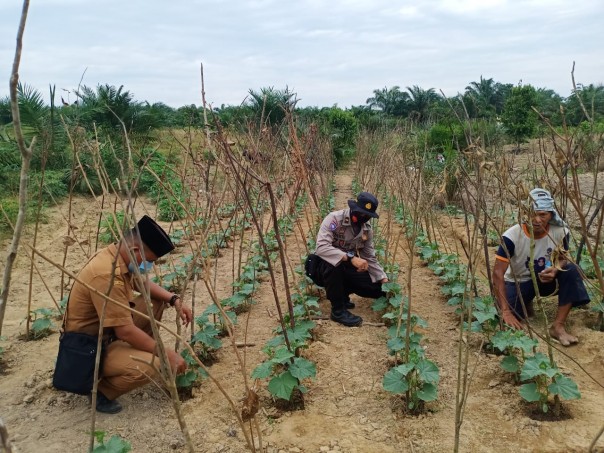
[{"left": 0, "top": 0, "right": 34, "bottom": 337}]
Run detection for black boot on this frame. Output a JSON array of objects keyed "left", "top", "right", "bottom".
[
  {"left": 330, "top": 309, "right": 362, "bottom": 327},
  {"left": 89, "top": 392, "right": 122, "bottom": 414},
  {"left": 345, "top": 298, "right": 355, "bottom": 309}
]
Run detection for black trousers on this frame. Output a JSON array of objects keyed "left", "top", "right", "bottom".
[
  {"left": 504, "top": 263, "right": 589, "bottom": 319},
  {"left": 318, "top": 259, "right": 385, "bottom": 311}
]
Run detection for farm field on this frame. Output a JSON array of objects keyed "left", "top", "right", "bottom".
[
  {"left": 1, "top": 139, "right": 603, "bottom": 452},
  {"left": 2, "top": 2, "right": 604, "bottom": 451}
]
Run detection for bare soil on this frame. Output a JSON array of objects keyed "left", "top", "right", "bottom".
[{"left": 1, "top": 168, "right": 603, "bottom": 453}]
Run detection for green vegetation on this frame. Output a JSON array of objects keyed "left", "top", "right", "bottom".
[
  {"left": 3, "top": 78, "right": 603, "bottom": 236},
  {"left": 92, "top": 431, "right": 131, "bottom": 453},
  {"left": 27, "top": 308, "right": 55, "bottom": 339},
  {"left": 501, "top": 85, "right": 538, "bottom": 150}
]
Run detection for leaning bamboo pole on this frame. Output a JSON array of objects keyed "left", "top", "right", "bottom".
[{"left": 0, "top": 0, "right": 34, "bottom": 337}]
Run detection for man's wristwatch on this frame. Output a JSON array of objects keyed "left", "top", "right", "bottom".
[
  {"left": 346, "top": 251, "right": 355, "bottom": 259},
  {"left": 168, "top": 294, "right": 180, "bottom": 307}
]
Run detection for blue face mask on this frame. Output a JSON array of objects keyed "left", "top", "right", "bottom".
[{"left": 128, "top": 260, "right": 154, "bottom": 274}]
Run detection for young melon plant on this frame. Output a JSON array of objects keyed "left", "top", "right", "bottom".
[
  {"left": 518, "top": 352, "right": 581, "bottom": 412},
  {"left": 27, "top": 308, "right": 55, "bottom": 340},
  {"left": 252, "top": 310, "right": 317, "bottom": 401},
  {"left": 92, "top": 431, "right": 131, "bottom": 453},
  {"left": 373, "top": 197, "right": 440, "bottom": 413}
]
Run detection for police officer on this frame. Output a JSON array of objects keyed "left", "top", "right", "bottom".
[
  {"left": 315, "top": 192, "right": 388, "bottom": 327},
  {"left": 62, "top": 215, "right": 192, "bottom": 413}
]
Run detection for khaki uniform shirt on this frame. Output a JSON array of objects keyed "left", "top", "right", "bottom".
[
  {"left": 315, "top": 208, "right": 387, "bottom": 283},
  {"left": 65, "top": 244, "right": 135, "bottom": 336}
]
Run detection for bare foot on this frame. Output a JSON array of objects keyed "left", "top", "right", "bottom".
[{"left": 549, "top": 325, "right": 578, "bottom": 346}]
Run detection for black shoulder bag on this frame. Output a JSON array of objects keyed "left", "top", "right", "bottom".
[{"left": 53, "top": 295, "right": 105, "bottom": 395}]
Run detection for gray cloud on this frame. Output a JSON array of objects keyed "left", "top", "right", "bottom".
[{"left": 0, "top": 0, "right": 602, "bottom": 107}]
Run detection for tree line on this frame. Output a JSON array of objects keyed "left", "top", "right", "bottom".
[{"left": 0, "top": 76, "right": 603, "bottom": 234}]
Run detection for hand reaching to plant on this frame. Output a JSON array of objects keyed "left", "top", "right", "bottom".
[
  {"left": 174, "top": 299, "right": 193, "bottom": 326},
  {"left": 501, "top": 310, "right": 524, "bottom": 330},
  {"left": 167, "top": 349, "right": 187, "bottom": 374}
]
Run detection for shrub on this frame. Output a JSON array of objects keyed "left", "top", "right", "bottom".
[
  {"left": 320, "top": 108, "right": 358, "bottom": 168},
  {"left": 29, "top": 170, "right": 69, "bottom": 202},
  {"left": 427, "top": 123, "right": 465, "bottom": 152},
  {"left": 98, "top": 211, "right": 133, "bottom": 244},
  {"left": 0, "top": 194, "right": 52, "bottom": 237}
]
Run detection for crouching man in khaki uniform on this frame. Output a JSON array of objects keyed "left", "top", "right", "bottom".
[
  {"left": 315, "top": 192, "right": 388, "bottom": 327},
  {"left": 59, "top": 215, "right": 192, "bottom": 413}
]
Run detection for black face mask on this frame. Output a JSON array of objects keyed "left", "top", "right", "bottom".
[{"left": 353, "top": 213, "right": 370, "bottom": 224}]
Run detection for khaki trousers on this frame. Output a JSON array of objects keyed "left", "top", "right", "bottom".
[{"left": 98, "top": 296, "right": 166, "bottom": 400}]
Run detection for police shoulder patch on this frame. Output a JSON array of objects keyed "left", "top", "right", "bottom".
[{"left": 329, "top": 220, "right": 338, "bottom": 231}]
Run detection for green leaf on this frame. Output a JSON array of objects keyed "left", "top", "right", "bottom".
[
  {"left": 548, "top": 375, "right": 581, "bottom": 400},
  {"left": 176, "top": 371, "right": 198, "bottom": 388},
  {"left": 519, "top": 383, "right": 541, "bottom": 402},
  {"left": 500, "top": 355, "right": 519, "bottom": 373},
  {"left": 393, "top": 363, "right": 415, "bottom": 376},
  {"left": 520, "top": 354, "right": 550, "bottom": 381},
  {"left": 474, "top": 308, "right": 497, "bottom": 324},
  {"left": 201, "top": 304, "right": 220, "bottom": 315},
  {"left": 491, "top": 330, "right": 512, "bottom": 352},
  {"left": 429, "top": 265, "right": 444, "bottom": 275},
  {"left": 192, "top": 328, "right": 222, "bottom": 350},
  {"left": 467, "top": 320, "right": 483, "bottom": 333},
  {"left": 268, "top": 371, "right": 298, "bottom": 400},
  {"left": 420, "top": 246, "right": 439, "bottom": 261},
  {"left": 251, "top": 361, "right": 274, "bottom": 379},
  {"left": 221, "top": 293, "right": 247, "bottom": 307},
  {"left": 447, "top": 296, "right": 462, "bottom": 307},
  {"left": 271, "top": 347, "right": 295, "bottom": 364},
  {"left": 386, "top": 337, "right": 405, "bottom": 353},
  {"left": 383, "top": 368, "right": 409, "bottom": 394},
  {"left": 449, "top": 282, "right": 466, "bottom": 296},
  {"left": 93, "top": 434, "right": 132, "bottom": 453},
  {"left": 33, "top": 308, "right": 55, "bottom": 317},
  {"left": 511, "top": 334, "right": 538, "bottom": 354},
  {"left": 289, "top": 357, "right": 316, "bottom": 380},
  {"left": 417, "top": 382, "right": 438, "bottom": 402},
  {"left": 263, "top": 335, "right": 285, "bottom": 350},
  {"left": 413, "top": 315, "right": 428, "bottom": 328},
  {"left": 416, "top": 359, "right": 440, "bottom": 384},
  {"left": 381, "top": 282, "right": 401, "bottom": 294},
  {"left": 31, "top": 318, "right": 52, "bottom": 333},
  {"left": 372, "top": 296, "right": 389, "bottom": 311},
  {"left": 284, "top": 325, "right": 311, "bottom": 344}
]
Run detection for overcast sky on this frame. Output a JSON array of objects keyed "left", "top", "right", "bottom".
[{"left": 1, "top": 0, "right": 602, "bottom": 108}]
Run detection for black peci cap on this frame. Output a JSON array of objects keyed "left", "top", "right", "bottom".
[{"left": 136, "top": 215, "right": 175, "bottom": 257}]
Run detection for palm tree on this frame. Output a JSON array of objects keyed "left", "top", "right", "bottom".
[
  {"left": 0, "top": 96, "right": 12, "bottom": 126},
  {"left": 247, "top": 86, "right": 297, "bottom": 130},
  {"left": 366, "top": 86, "right": 409, "bottom": 116},
  {"left": 406, "top": 85, "right": 440, "bottom": 123},
  {"left": 465, "top": 76, "right": 502, "bottom": 119},
  {"left": 565, "top": 83, "right": 604, "bottom": 125},
  {"left": 16, "top": 83, "right": 68, "bottom": 171},
  {"left": 75, "top": 84, "right": 141, "bottom": 133},
  {"left": 534, "top": 88, "right": 563, "bottom": 125}
]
